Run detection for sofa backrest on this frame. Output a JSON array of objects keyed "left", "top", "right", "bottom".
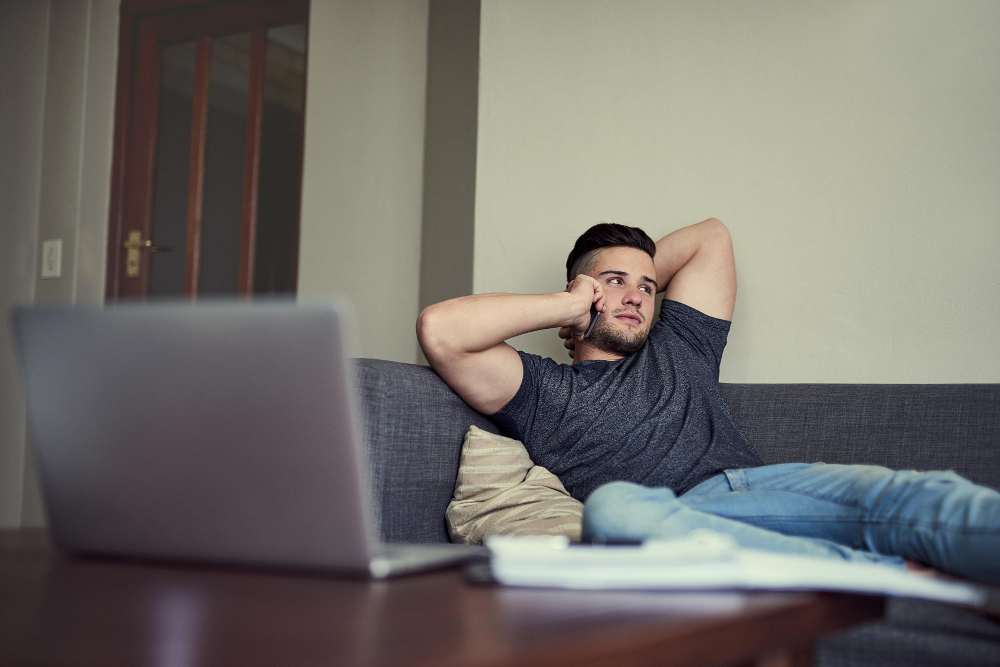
[
  {"left": 721, "top": 383, "right": 1000, "bottom": 491},
  {"left": 353, "top": 359, "right": 1000, "bottom": 544}
]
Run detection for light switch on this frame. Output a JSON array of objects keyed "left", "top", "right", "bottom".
[{"left": 41, "top": 239, "right": 62, "bottom": 279}]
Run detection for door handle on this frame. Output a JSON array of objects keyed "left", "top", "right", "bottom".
[
  {"left": 122, "top": 230, "right": 174, "bottom": 277},
  {"left": 143, "top": 240, "right": 174, "bottom": 253}
]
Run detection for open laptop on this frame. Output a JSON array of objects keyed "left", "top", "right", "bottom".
[{"left": 12, "top": 299, "right": 484, "bottom": 577}]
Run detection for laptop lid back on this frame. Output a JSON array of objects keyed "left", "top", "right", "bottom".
[{"left": 13, "top": 300, "right": 377, "bottom": 573}]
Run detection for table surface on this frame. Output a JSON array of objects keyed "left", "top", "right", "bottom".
[{"left": 0, "top": 529, "right": 883, "bottom": 667}]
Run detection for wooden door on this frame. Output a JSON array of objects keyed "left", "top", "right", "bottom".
[{"left": 106, "top": 0, "right": 309, "bottom": 300}]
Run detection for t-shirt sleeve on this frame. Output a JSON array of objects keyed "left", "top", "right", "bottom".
[
  {"left": 654, "top": 299, "right": 732, "bottom": 376},
  {"left": 488, "top": 350, "right": 551, "bottom": 441}
]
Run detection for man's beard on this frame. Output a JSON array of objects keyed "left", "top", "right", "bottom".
[{"left": 587, "top": 316, "right": 648, "bottom": 356}]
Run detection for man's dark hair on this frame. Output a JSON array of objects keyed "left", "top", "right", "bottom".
[{"left": 565, "top": 223, "right": 656, "bottom": 282}]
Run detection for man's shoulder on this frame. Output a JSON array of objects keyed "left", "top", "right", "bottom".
[
  {"left": 520, "top": 350, "right": 624, "bottom": 390},
  {"left": 519, "top": 349, "right": 574, "bottom": 379}
]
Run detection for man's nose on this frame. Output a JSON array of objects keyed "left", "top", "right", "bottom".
[{"left": 623, "top": 288, "right": 643, "bottom": 308}]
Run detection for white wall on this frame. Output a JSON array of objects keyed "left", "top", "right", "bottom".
[
  {"left": 475, "top": 0, "right": 1000, "bottom": 383},
  {"left": 297, "top": 0, "right": 430, "bottom": 363}
]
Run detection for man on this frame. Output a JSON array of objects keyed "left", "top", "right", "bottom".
[{"left": 417, "top": 219, "right": 1000, "bottom": 584}]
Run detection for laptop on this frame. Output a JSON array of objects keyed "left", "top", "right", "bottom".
[{"left": 12, "top": 299, "right": 485, "bottom": 577}]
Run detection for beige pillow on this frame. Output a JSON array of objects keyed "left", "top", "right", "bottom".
[{"left": 446, "top": 425, "right": 583, "bottom": 544}]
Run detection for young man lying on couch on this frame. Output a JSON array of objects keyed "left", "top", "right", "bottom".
[{"left": 416, "top": 219, "right": 1000, "bottom": 584}]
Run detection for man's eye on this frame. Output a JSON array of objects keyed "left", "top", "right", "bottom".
[
  {"left": 641, "top": 285, "right": 652, "bottom": 293},
  {"left": 609, "top": 278, "right": 622, "bottom": 285}
]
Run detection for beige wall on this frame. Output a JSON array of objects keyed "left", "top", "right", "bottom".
[
  {"left": 0, "top": 0, "right": 119, "bottom": 528},
  {"left": 475, "top": 0, "right": 1000, "bottom": 382},
  {"left": 0, "top": 0, "right": 118, "bottom": 526},
  {"left": 417, "top": 0, "right": 480, "bottom": 364},
  {"left": 0, "top": 0, "right": 49, "bottom": 528},
  {"left": 297, "top": 0, "right": 430, "bottom": 363}
]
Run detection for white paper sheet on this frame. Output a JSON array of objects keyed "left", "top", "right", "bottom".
[{"left": 486, "top": 534, "right": 991, "bottom": 608}]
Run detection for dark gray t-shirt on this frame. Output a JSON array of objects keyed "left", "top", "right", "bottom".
[{"left": 490, "top": 299, "right": 763, "bottom": 501}]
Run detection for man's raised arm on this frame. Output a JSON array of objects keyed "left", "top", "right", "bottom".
[
  {"left": 417, "top": 278, "right": 605, "bottom": 414},
  {"left": 653, "top": 218, "right": 737, "bottom": 321}
]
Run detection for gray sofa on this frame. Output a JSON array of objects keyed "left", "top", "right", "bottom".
[{"left": 352, "top": 358, "right": 1000, "bottom": 667}]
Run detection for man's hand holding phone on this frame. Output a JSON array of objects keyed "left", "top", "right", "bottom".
[{"left": 559, "top": 274, "right": 605, "bottom": 360}]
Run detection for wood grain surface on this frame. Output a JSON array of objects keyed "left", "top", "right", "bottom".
[{"left": 0, "top": 529, "right": 882, "bottom": 667}]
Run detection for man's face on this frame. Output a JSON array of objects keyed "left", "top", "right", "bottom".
[{"left": 584, "top": 246, "right": 658, "bottom": 356}]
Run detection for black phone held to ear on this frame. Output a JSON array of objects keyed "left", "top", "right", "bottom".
[{"left": 584, "top": 303, "right": 600, "bottom": 338}]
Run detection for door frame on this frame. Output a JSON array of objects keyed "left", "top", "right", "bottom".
[{"left": 105, "top": 0, "right": 308, "bottom": 300}]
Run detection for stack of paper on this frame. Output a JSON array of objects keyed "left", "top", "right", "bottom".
[{"left": 486, "top": 532, "right": 991, "bottom": 608}]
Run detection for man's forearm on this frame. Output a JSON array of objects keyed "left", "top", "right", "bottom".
[
  {"left": 418, "top": 291, "right": 581, "bottom": 357},
  {"left": 653, "top": 218, "right": 727, "bottom": 292}
]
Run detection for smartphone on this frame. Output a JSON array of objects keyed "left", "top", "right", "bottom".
[{"left": 584, "top": 303, "right": 601, "bottom": 338}]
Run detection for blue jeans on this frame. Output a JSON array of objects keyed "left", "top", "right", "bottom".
[{"left": 582, "top": 463, "right": 1000, "bottom": 584}]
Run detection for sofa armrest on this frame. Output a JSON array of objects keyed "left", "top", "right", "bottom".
[{"left": 352, "top": 358, "right": 501, "bottom": 544}]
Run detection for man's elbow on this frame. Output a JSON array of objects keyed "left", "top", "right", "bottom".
[
  {"left": 416, "top": 305, "right": 451, "bottom": 362},
  {"left": 700, "top": 218, "right": 732, "bottom": 250},
  {"left": 702, "top": 218, "right": 729, "bottom": 236}
]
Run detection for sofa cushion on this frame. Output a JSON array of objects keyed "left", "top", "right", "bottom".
[{"left": 446, "top": 426, "right": 583, "bottom": 544}]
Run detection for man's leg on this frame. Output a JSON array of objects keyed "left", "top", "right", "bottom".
[
  {"left": 584, "top": 463, "right": 1000, "bottom": 583},
  {"left": 583, "top": 475, "right": 907, "bottom": 568},
  {"left": 689, "top": 462, "right": 1000, "bottom": 583}
]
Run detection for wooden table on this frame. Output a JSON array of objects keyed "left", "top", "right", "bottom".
[{"left": 0, "top": 529, "right": 882, "bottom": 667}]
